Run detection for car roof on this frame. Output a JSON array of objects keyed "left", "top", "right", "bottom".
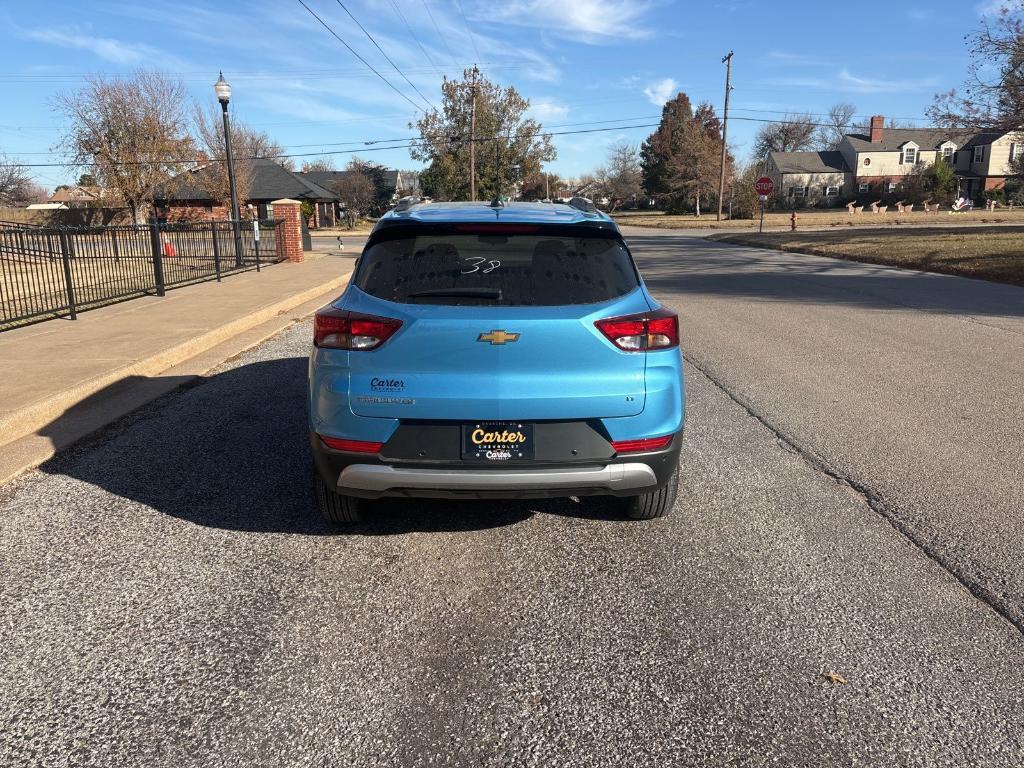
[{"left": 375, "top": 201, "right": 619, "bottom": 232}]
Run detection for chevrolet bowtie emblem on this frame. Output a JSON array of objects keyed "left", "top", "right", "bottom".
[{"left": 478, "top": 329, "right": 520, "bottom": 345}]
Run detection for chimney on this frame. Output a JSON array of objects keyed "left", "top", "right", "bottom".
[{"left": 870, "top": 115, "right": 885, "bottom": 143}]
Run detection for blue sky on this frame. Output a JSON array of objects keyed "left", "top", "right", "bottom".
[{"left": 0, "top": 0, "right": 1005, "bottom": 189}]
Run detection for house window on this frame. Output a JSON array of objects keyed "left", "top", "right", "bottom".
[
  {"left": 858, "top": 182, "right": 870, "bottom": 194},
  {"left": 942, "top": 146, "right": 955, "bottom": 162},
  {"left": 1011, "top": 143, "right": 1020, "bottom": 163},
  {"left": 902, "top": 147, "right": 917, "bottom": 165},
  {"left": 824, "top": 185, "right": 840, "bottom": 197},
  {"left": 888, "top": 182, "right": 898, "bottom": 193},
  {"left": 790, "top": 186, "right": 808, "bottom": 198},
  {"left": 973, "top": 145, "right": 985, "bottom": 163}
]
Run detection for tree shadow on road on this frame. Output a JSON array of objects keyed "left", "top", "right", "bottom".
[
  {"left": 627, "top": 234, "right": 1024, "bottom": 318},
  {"left": 36, "top": 357, "right": 623, "bottom": 536}
]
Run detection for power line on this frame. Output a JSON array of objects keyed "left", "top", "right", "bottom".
[
  {"left": 331, "top": 0, "right": 436, "bottom": 111},
  {"left": 452, "top": 0, "right": 482, "bottom": 63},
  {"left": 9, "top": 115, "right": 668, "bottom": 157},
  {"left": 11, "top": 112, "right": 963, "bottom": 169},
  {"left": 388, "top": 0, "right": 445, "bottom": 81},
  {"left": 13, "top": 121, "right": 666, "bottom": 168},
  {"left": 421, "top": 0, "right": 458, "bottom": 65},
  {"left": 294, "top": 0, "right": 424, "bottom": 113}
]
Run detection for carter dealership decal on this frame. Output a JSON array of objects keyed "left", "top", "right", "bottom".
[
  {"left": 466, "top": 424, "right": 533, "bottom": 460},
  {"left": 370, "top": 377, "right": 405, "bottom": 392},
  {"left": 470, "top": 427, "right": 528, "bottom": 447}
]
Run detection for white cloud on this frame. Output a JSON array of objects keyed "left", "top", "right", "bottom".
[
  {"left": 642, "top": 78, "right": 677, "bottom": 106},
  {"left": 837, "top": 68, "right": 938, "bottom": 93},
  {"left": 20, "top": 27, "right": 185, "bottom": 67},
  {"left": 528, "top": 100, "right": 570, "bottom": 122},
  {"left": 764, "top": 69, "right": 937, "bottom": 94},
  {"left": 485, "top": 0, "right": 654, "bottom": 42}
]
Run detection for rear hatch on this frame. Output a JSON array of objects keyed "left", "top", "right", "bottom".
[{"left": 342, "top": 222, "right": 651, "bottom": 421}]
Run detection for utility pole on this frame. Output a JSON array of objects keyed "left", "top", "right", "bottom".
[
  {"left": 491, "top": 138, "right": 501, "bottom": 205},
  {"left": 717, "top": 51, "right": 734, "bottom": 222},
  {"left": 469, "top": 66, "right": 478, "bottom": 201},
  {"left": 545, "top": 173, "right": 550, "bottom": 200}
]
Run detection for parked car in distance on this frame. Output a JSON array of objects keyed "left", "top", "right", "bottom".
[{"left": 308, "top": 198, "right": 685, "bottom": 522}]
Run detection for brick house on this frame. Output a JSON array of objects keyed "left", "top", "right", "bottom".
[
  {"left": 48, "top": 185, "right": 104, "bottom": 207},
  {"left": 767, "top": 115, "right": 1022, "bottom": 205},
  {"left": 295, "top": 169, "right": 410, "bottom": 220},
  {"left": 154, "top": 157, "right": 338, "bottom": 225}
]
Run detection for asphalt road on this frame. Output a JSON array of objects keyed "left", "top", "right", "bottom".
[
  {"left": 621, "top": 226, "right": 1024, "bottom": 629},
  {"left": 2, "top": 230, "right": 1024, "bottom": 766}
]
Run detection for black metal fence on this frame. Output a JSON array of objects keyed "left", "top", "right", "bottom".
[{"left": 0, "top": 219, "right": 280, "bottom": 331}]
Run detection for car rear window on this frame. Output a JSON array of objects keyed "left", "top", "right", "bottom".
[{"left": 354, "top": 226, "right": 639, "bottom": 306}]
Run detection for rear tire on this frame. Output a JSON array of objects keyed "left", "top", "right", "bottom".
[
  {"left": 623, "top": 465, "right": 679, "bottom": 520},
  {"left": 314, "top": 472, "right": 364, "bottom": 524}
]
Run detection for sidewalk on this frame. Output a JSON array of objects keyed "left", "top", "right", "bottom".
[{"left": 0, "top": 254, "right": 353, "bottom": 483}]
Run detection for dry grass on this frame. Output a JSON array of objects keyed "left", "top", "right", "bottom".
[
  {"left": 712, "top": 227, "right": 1024, "bottom": 285},
  {"left": 615, "top": 208, "right": 1024, "bottom": 232}
]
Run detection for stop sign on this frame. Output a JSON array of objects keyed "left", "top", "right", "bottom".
[{"left": 755, "top": 176, "right": 775, "bottom": 196}]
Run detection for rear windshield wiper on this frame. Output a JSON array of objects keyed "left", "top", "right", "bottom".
[{"left": 407, "top": 288, "right": 502, "bottom": 300}]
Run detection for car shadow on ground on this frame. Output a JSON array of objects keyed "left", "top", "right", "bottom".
[{"left": 36, "top": 357, "right": 626, "bottom": 536}]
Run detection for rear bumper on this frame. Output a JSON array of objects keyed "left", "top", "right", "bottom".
[
  {"left": 338, "top": 463, "right": 657, "bottom": 499},
  {"left": 310, "top": 427, "right": 682, "bottom": 500}
]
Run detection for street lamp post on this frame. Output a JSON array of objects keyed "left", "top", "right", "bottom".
[{"left": 215, "top": 72, "right": 243, "bottom": 266}]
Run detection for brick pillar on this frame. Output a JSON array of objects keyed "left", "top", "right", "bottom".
[{"left": 271, "top": 198, "right": 304, "bottom": 263}]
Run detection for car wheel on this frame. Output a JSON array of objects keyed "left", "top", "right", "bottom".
[
  {"left": 623, "top": 465, "right": 679, "bottom": 520},
  {"left": 314, "top": 471, "right": 364, "bottom": 524}
]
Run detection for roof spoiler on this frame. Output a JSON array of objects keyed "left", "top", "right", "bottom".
[
  {"left": 393, "top": 196, "right": 427, "bottom": 212},
  {"left": 567, "top": 196, "right": 598, "bottom": 213}
]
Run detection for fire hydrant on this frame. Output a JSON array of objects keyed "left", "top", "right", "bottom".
[{"left": 790, "top": 210, "right": 798, "bottom": 231}]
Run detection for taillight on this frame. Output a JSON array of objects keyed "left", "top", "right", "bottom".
[
  {"left": 610, "top": 435, "right": 673, "bottom": 454},
  {"left": 595, "top": 307, "right": 678, "bottom": 352},
  {"left": 314, "top": 308, "right": 402, "bottom": 350},
  {"left": 318, "top": 435, "right": 383, "bottom": 453}
]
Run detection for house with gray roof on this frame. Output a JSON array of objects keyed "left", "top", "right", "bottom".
[
  {"left": 154, "top": 157, "right": 339, "bottom": 225},
  {"left": 765, "top": 151, "right": 850, "bottom": 205},
  {"left": 767, "top": 115, "right": 1022, "bottom": 206}
]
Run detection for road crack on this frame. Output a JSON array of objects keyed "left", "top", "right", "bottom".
[{"left": 683, "top": 351, "right": 1024, "bottom": 638}]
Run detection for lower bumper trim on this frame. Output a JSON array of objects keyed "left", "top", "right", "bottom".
[{"left": 337, "top": 462, "right": 658, "bottom": 499}]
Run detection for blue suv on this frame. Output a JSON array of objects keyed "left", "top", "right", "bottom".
[{"left": 308, "top": 199, "right": 684, "bottom": 522}]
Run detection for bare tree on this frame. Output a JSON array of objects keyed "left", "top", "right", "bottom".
[
  {"left": 752, "top": 113, "right": 816, "bottom": 159},
  {"left": 596, "top": 142, "right": 643, "bottom": 210},
  {"left": 334, "top": 172, "right": 376, "bottom": 227},
  {"left": 813, "top": 103, "right": 858, "bottom": 151},
  {"left": 301, "top": 157, "right": 336, "bottom": 173},
  {"left": 928, "top": 3, "right": 1024, "bottom": 130},
  {"left": 193, "top": 103, "right": 290, "bottom": 209},
  {"left": 248, "top": 132, "right": 288, "bottom": 167},
  {"left": 723, "top": 161, "right": 764, "bottom": 220},
  {"left": 55, "top": 72, "right": 194, "bottom": 222},
  {"left": 0, "top": 154, "right": 36, "bottom": 206}
]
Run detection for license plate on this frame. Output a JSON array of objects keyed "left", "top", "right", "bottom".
[{"left": 462, "top": 422, "right": 534, "bottom": 461}]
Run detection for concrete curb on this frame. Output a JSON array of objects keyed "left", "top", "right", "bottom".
[{"left": 0, "top": 273, "right": 350, "bottom": 485}]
